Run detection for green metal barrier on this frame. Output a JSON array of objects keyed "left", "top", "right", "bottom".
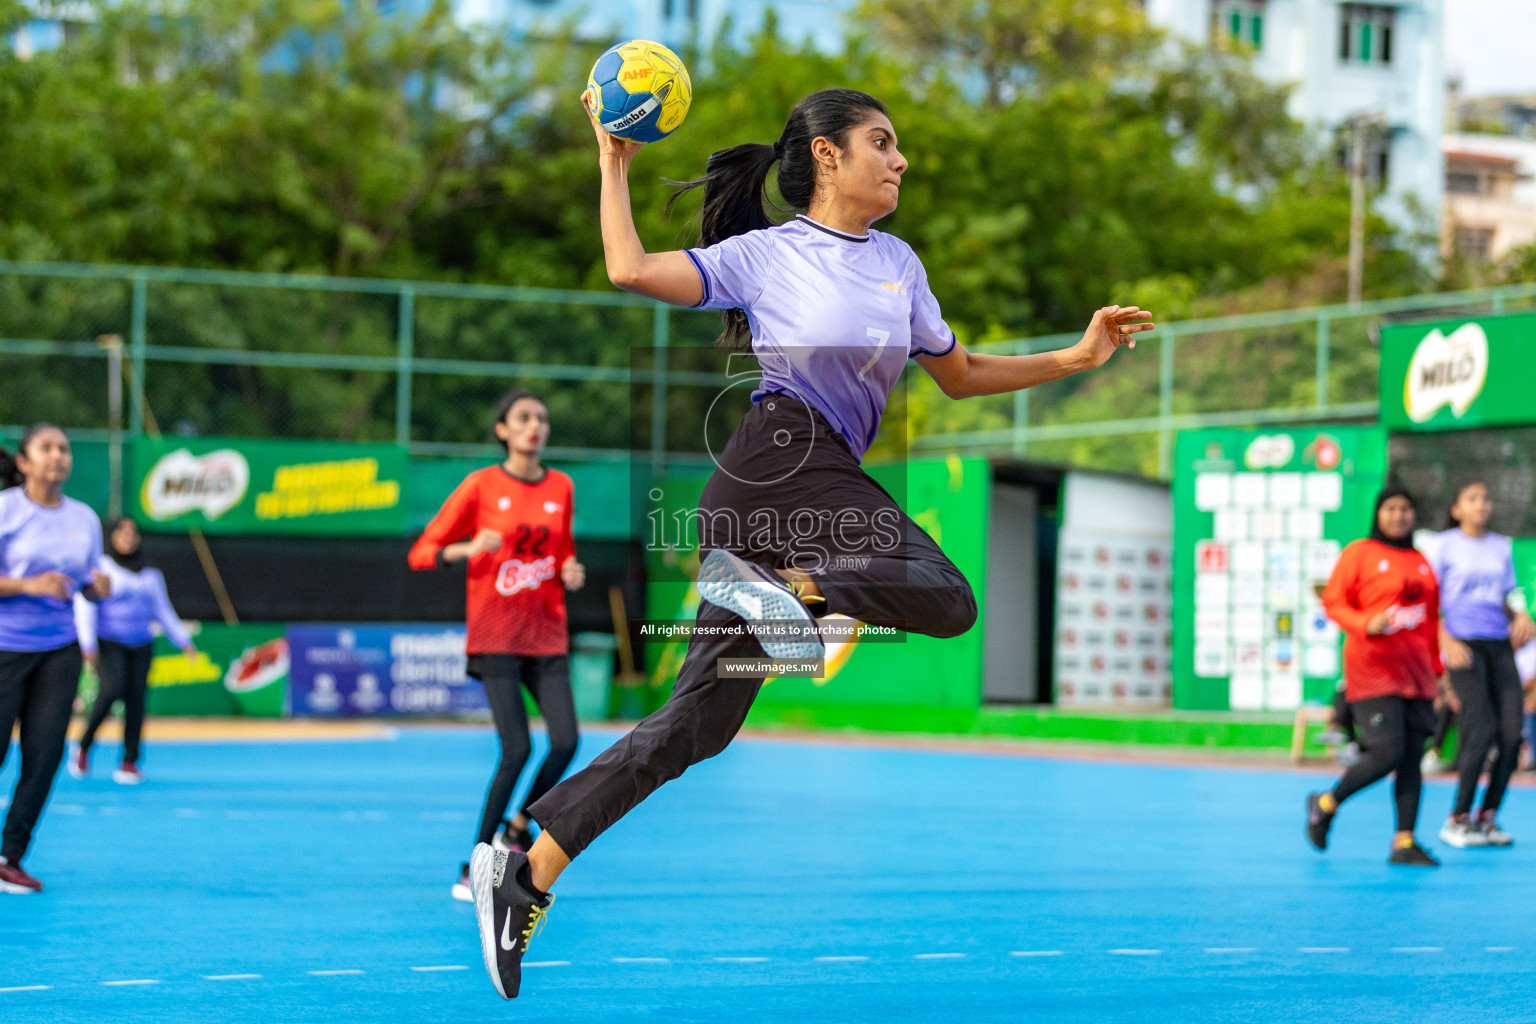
[{"left": 5, "top": 258, "right": 1536, "bottom": 485}]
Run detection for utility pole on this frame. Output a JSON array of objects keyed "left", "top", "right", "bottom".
[
  {"left": 97, "top": 334, "right": 124, "bottom": 517},
  {"left": 1347, "top": 113, "right": 1386, "bottom": 306}
]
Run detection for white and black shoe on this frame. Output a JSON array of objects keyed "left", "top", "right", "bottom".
[
  {"left": 1439, "top": 815, "right": 1491, "bottom": 848},
  {"left": 1477, "top": 811, "right": 1513, "bottom": 846},
  {"left": 452, "top": 862, "right": 472, "bottom": 903},
  {"left": 470, "top": 844, "right": 553, "bottom": 1000},
  {"left": 695, "top": 549, "right": 824, "bottom": 662}
]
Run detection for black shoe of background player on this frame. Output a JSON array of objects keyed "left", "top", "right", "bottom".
[
  {"left": 494, "top": 819, "right": 535, "bottom": 854},
  {"left": 1388, "top": 840, "right": 1440, "bottom": 867},
  {"left": 470, "top": 844, "right": 553, "bottom": 999},
  {"left": 1305, "top": 792, "right": 1334, "bottom": 851}
]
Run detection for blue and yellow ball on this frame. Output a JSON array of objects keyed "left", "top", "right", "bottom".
[{"left": 584, "top": 39, "right": 692, "bottom": 144}]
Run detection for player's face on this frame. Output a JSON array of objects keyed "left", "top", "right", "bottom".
[
  {"left": 497, "top": 398, "right": 550, "bottom": 456},
  {"left": 112, "top": 519, "right": 142, "bottom": 556},
  {"left": 1377, "top": 495, "right": 1415, "bottom": 540},
  {"left": 1452, "top": 483, "right": 1491, "bottom": 531},
  {"left": 16, "top": 427, "right": 72, "bottom": 487},
  {"left": 831, "top": 113, "right": 907, "bottom": 220}
]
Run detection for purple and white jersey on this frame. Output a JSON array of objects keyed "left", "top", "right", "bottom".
[
  {"left": 0, "top": 486, "right": 102, "bottom": 652},
  {"left": 74, "top": 558, "right": 192, "bottom": 653},
  {"left": 687, "top": 214, "right": 956, "bottom": 459},
  {"left": 1431, "top": 528, "right": 1518, "bottom": 640}
]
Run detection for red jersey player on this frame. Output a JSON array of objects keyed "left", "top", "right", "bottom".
[{"left": 409, "top": 389, "right": 585, "bottom": 902}]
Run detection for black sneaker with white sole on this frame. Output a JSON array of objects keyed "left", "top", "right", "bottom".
[
  {"left": 493, "top": 819, "right": 535, "bottom": 854},
  {"left": 1388, "top": 841, "right": 1440, "bottom": 867},
  {"left": 1305, "top": 792, "right": 1334, "bottom": 851},
  {"left": 695, "top": 549, "right": 824, "bottom": 662},
  {"left": 470, "top": 843, "right": 552, "bottom": 1000}
]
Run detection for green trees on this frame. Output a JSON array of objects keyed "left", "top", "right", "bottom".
[{"left": 0, "top": 0, "right": 1435, "bottom": 461}]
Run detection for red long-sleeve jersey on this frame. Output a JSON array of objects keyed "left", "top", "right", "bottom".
[
  {"left": 408, "top": 466, "right": 576, "bottom": 656},
  {"left": 1321, "top": 538, "right": 1444, "bottom": 702}
]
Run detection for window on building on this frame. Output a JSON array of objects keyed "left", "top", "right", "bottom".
[
  {"left": 1454, "top": 228, "right": 1495, "bottom": 264},
  {"left": 1339, "top": 4, "right": 1396, "bottom": 66},
  {"left": 1446, "top": 171, "right": 1483, "bottom": 195},
  {"left": 1212, "top": 1, "right": 1264, "bottom": 50}
]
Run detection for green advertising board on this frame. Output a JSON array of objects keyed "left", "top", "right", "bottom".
[
  {"left": 131, "top": 437, "right": 407, "bottom": 535},
  {"left": 143, "top": 623, "right": 289, "bottom": 717},
  {"left": 1380, "top": 311, "right": 1536, "bottom": 432},
  {"left": 642, "top": 455, "right": 989, "bottom": 711},
  {"left": 1172, "top": 427, "right": 1387, "bottom": 712}
]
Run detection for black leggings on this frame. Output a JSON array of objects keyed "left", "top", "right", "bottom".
[
  {"left": 530, "top": 396, "right": 978, "bottom": 860},
  {"left": 80, "top": 639, "right": 155, "bottom": 764},
  {"left": 0, "top": 643, "right": 82, "bottom": 864},
  {"left": 1449, "top": 638, "right": 1524, "bottom": 816},
  {"left": 470, "top": 654, "right": 579, "bottom": 847},
  {"left": 1331, "top": 696, "right": 1434, "bottom": 833}
]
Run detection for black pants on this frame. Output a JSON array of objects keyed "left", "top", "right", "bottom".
[
  {"left": 1430, "top": 703, "right": 1455, "bottom": 753},
  {"left": 530, "top": 396, "right": 978, "bottom": 859},
  {"left": 1331, "top": 696, "right": 1434, "bottom": 833},
  {"left": 80, "top": 639, "right": 155, "bottom": 765},
  {"left": 0, "top": 643, "right": 82, "bottom": 864},
  {"left": 470, "top": 654, "right": 579, "bottom": 848},
  {"left": 1449, "top": 638, "right": 1524, "bottom": 816}
]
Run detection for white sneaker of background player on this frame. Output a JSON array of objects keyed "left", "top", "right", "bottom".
[{"left": 1439, "top": 817, "right": 1490, "bottom": 848}]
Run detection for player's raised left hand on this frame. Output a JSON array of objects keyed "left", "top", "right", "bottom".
[{"left": 1075, "top": 305, "right": 1155, "bottom": 369}]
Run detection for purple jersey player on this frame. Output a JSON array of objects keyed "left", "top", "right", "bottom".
[
  {"left": 1431, "top": 480, "right": 1536, "bottom": 848},
  {"left": 469, "top": 87, "right": 1155, "bottom": 999},
  {"left": 0, "top": 424, "right": 109, "bottom": 895}
]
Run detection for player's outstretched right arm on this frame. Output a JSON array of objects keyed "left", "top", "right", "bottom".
[{"left": 586, "top": 96, "right": 704, "bottom": 308}]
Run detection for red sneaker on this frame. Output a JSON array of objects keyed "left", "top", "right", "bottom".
[
  {"left": 68, "top": 745, "right": 89, "bottom": 780},
  {"left": 113, "top": 762, "right": 143, "bottom": 785},
  {"left": 0, "top": 859, "right": 43, "bottom": 894}
]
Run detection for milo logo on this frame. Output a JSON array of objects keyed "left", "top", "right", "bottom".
[
  {"left": 1404, "top": 323, "right": 1488, "bottom": 423},
  {"left": 141, "top": 448, "right": 250, "bottom": 521}
]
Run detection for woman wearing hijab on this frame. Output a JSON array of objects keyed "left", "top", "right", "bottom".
[
  {"left": 71, "top": 516, "right": 195, "bottom": 785},
  {"left": 1306, "top": 483, "right": 1443, "bottom": 866}
]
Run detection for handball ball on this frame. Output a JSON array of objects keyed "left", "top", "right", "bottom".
[{"left": 584, "top": 39, "right": 692, "bottom": 143}]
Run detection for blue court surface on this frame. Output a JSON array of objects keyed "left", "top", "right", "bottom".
[{"left": 3, "top": 726, "right": 1536, "bottom": 1024}]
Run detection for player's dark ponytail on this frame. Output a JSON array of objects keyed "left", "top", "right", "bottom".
[
  {"left": 0, "top": 423, "right": 57, "bottom": 490},
  {"left": 670, "top": 88, "right": 889, "bottom": 349}
]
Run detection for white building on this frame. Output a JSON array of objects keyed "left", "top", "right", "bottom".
[{"left": 1144, "top": 0, "right": 1445, "bottom": 234}]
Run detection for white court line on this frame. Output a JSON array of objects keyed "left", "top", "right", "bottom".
[
  {"left": 0, "top": 986, "right": 51, "bottom": 993},
  {"left": 1011, "top": 950, "right": 1063, "bottom": 958},
  {"left": 174, "top": 809, "right": 198, "bottom": 818},
  {"left": 410, "top": 965, "right": 468, "bottom": 972},
  {"left": 1108, "top": 949, "right": 1161, "bottom": 956},
  {"left": 523, "top": 961, "right": 571, "bottom": 968},
  {"left": 102, "top": 979, "right": 159, "bottom": 986},
  {"left": 204, "top": 974, "right": 262, "bottom": 981},
  {"left": 1300, "top": 947, "right": 1349, "bottom": 953},
  {"left": 612, "top": 957, "right": 669, "bottom": 964},
  {"left": 914, "top": 953, "right": 966, "bottom": 960},
  {"left": 1392, "top": 947, "right": 1442, "bottom": 953},
  {"left": 307, "top": 970, "right": 365, "bottom": 976},
  {"left": 53, "top": 804, "right": 85, "bottom": 815},
  {"left": 1205, "top": 948, "right": 1257, "bottom": 954},
  {"left": 714, "top": 957, "right": 769, "bottom": 963},
  {"left": 815, "top": 956, "right": 869, "bottom": 963},
  {"left": 1487, "top": 946, "right": 1516, "bottom": 952}
]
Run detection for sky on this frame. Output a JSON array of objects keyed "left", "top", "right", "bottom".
[{"left": 1444, "top": 0, "right": 1536, "bottom": 97}]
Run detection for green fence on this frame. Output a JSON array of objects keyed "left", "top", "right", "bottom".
[{"left": 6, "top": 258, "right": 1536, "bottom": 486}]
